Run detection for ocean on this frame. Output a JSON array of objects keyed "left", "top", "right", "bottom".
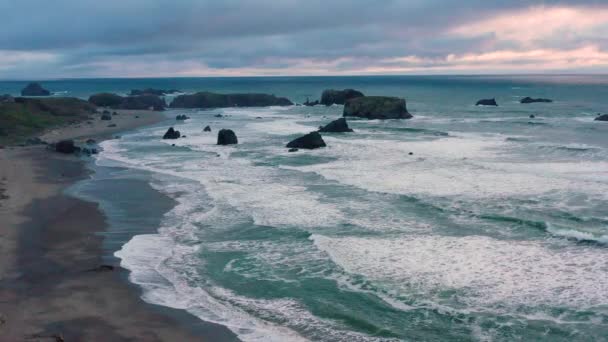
[{"left": 7, "top": 75, "right": 608, "bottom": 341}]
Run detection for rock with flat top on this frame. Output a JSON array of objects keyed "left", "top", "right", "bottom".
[
  {"left": 320, "top": 89, "right": 364, "bottom": 106},
  {"left": 286, "top": 132, "right": 326, "bottom": 149},
  {"left": 344, "top": 96, "right": 412, "bottom": 120}
]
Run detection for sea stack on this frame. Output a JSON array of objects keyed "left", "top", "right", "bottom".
[
  {"left": 21, "top": 82, "right": 50, "bottom": 96},
  {"left": 217, "top": 129, "right": 238, "bottom": 145},
  {"left": 286, "top": 132, "right": 326, "bottom": 149},
  {"left": 163, "top": 127, "right": 181, "bottom": 139},
  {"left": 343, "top": 96, "right": 412, "bottom": 120},
  {"left": 319, "top": 118, "right": 354, "bottom": 133},
  {"left": 320, "top": 89, "right": 364, "bottom": 106}
]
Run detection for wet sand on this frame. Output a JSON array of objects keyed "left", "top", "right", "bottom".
[{"left": 0, "top": 111, "right": 238, "bottom": 341}]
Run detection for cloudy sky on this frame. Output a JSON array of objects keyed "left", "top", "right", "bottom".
[{"left": 1, "top": 0, "right": 608, "bottom": 78}]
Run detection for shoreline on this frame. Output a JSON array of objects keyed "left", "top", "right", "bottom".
[{"left": 0, "top": 110, "right": 238, "bottom": 341}]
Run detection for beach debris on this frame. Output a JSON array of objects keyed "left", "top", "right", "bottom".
[
  {"left": 344, "top": 96, "right": 412, "bottom": 119},
  {"left": 204, "top": 125, "right": 212, "bottom": 132},
  {"left": 319, "top": 118, "right": 354, "bottom": 133},
  {"left": 162, "top": 127, "right": 181, "bottom": 139},
  {"left": 321, "top": 89, "right": 364, "bottom": 106},
  {"left": 21, "top": 82, "right": 50, "bottom": 96},
  {"left": 520, "top": 97, "right": 552, "bottom": 104},
  {"left": 217, "top": 129, "right": 238, "bottom": 145},
  {"left": 286, "top": 131, "right": 326, "bottom": 149},
  {"left": 476, "top": 98, "right": 498, "bottom": 106}
]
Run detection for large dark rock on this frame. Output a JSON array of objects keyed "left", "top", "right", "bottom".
[
  {"left": 286, "top": 132, "right": 326, "bottom": 149},
  {"left": 130, "top": 88, "right": 180, "bottom": 96},
  {"left": 343, "top": 96, "right": 412, "bottom": 120},
  {"left": 21, "top": 83, "right": 50, "bottom": 96},
  {"left": 55, "top": 140, "right": 79, "bottom": 154},
  {"left": 163, "top": 127, "right": 181, "bottom": 139},
  {"left": 520, "top": 97, "right": 553, "bottom": 104},
  {"left": 595, "top": 114, "right": 608, "bottom": 121},
  {"left": 320, "top": 89, "right": 364, "bottom": 106},
  {"left": 88, "top": 93, "right": 124, "bottom": 107},
  {"left": 476, "top": 98, "right": 498, "bottom": 106},
  {"left": 119, "top": 95, "right": 166, "bottom": 111},
  {"left": 217, "top": 129, "right": 238, "bottom": 145},
  {"left": 170, "top": 92, "right": 293, "bottom": 108},
  {"left": 319, "top": 118, "right": 354, "bottom": 133}
]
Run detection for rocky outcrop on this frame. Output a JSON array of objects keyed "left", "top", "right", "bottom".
[
  {"left": 286, "top": 132, "right": 326, "bottom": 149},
  {"left": 129, "top": 88, "right": 180, "bottom": 96},
  {"left": 320, "top": 89, "right": 364, "bottom": 106},
  {"left": 520, "top": 97, "right": 552, "bottom": 104},
  {"left": 55, "top": 140, "right": 79, "bottom": 154},
  {"left": 204, "top": 125, "right": 211, "bottom": 132},
  {"left": 476, "top": 98, "right": 498, "bottom": 106},
  {"left": 343, "top": 96, "right": 412, "bottom": 120},
  {"left": 88, "top": 93, "right": 124, "bottom": 107},
  {"left": 88, "top": 93, "right": 165, "bottom": 110},
  {"left": 176, "top": 114, "right": 190, "bottom": 120},
  {"left": 119, "top": 95, "right": 165, "bottom": 111},
  {"left": 595, "top": 114, "right": 608, "bottom": 121},
  {"left": 217, "top": 129, "right": 238, "bottom": 145},
  {"left": 170, "top": 92, "right": 293, "bottom": 108},
  {"left": 162, "top": 127, "right": 181, "bottom": 139},
  {"left": 21, "top": 83, "right": 50, "bottom": 96},
  {"left": 303, "top": 98, "right": 319, "bottom": 106},
  {"left": 319, "top": 118, "right": 354, "bottom": 133}
]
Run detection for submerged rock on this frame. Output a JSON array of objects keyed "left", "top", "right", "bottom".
[
  {"left": 217, "top": 129, "right": 238, "bottom": 145},
  {"left": 162, "top": 127, "right": 181, "bottom": 139},
  {"left": 21, "top": 82, "right": 50, "bottom": 96},
  {"left": 203, "top": 125, "right": 212, "bottom": 132},
  {"left": 595, "top": 114, "right": 608, "bottom": 121},
  {"left": 520, "top": 97, "right": 552, "bottom": 104},
  {"left": 286, "top": 132, "right": 326, "bottom": 149},
  {"left": 343, "top": 96, "right": 412, "bottom": 120},
  {"left": 318, "top": 118, "right": 354, "bottom": 133},
  {"left": 288, "top": 148, "right": 299, "bottom": 152},
  {"left": 320, "top": 89, "right": 364, "bottom": 106},
  {"left": 170, "top": 92, "right": 293, "bottom": 108},
  {"left": 476, "top": 98, "right": 498, "bottom": 106}
]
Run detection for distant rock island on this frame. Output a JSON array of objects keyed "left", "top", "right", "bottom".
[
  {"left": 343, "top": 96, "right": 412, "bottom": 119},
  {"left": 170, "top": 92, "right": 293, "bottom": 108},
  {"left": 520, "top": 97, "right": 553, "bottom": 104},
  {"left": 320, "top": 89, "right": 364, "bottom": 106},
  {"left": 88, "top": 93, "right": 166, "bottom": 111},
  {"left": 21, "top": 82, "right": 51, "bottom": 96},
  {"left": 476, "top": 98, "right": 498, "bottom": 106}
]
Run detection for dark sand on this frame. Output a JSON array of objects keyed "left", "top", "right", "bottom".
[{"left": 0, "top": 113, "right": 239, "bottom": 341}]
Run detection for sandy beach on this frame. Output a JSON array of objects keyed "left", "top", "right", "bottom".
[{"left": 0, "top": 110, "right": 238, "bottom": 341}]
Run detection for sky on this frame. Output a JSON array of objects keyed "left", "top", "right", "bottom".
[{"left": 1, "top": 0, "right": 608, "bottom": 79}]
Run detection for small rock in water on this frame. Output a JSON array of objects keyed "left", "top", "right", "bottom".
[
  {"left": 409, "top": 152, "right": 413, "bottom": 155},
  {"left": 176, "top": 114, "right": 190, "bottom": 120},
  {"left": 288, "top": 148, "right": 299, "bottom": 152},
  {"left": 214, "top": 114, "right": 223, "bottom": 118},
  {"left": 594, "top": 114, "right": 608, "bottom": 121},
  {"left": 163, "top": 127, "right": 181, "bottom": 139},
  {"left": 529, "top": 114, "right": 535, "bottom": 119},
  {"left": 286, "top": 131, "right": 326, "bottom": 149},
  {"left": 476, "top": 98, "right": 498, "bottom": 106},
  {"left": 217, "top": 129, "right": 238, "bottom": 145},
  {"left": 204, "top": 125, "right": 211, "bottom": 132}
]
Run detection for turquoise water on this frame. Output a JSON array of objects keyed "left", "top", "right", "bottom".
[{"left": 33, "top": 76, "right": 608, "bottom": 341}]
